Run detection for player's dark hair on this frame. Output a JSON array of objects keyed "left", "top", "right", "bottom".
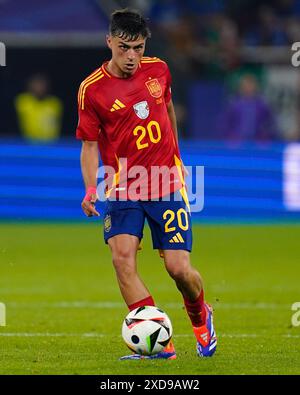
[{"left": 109, "top": 9, "right": 151, "bottom": 41}]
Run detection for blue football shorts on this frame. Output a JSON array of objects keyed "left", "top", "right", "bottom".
[{"left": 103, "top": 190, "right": 192, "bottom": 252}]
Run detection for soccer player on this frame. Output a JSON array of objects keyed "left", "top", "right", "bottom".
[{"left": 76, "top": 9, "right": 217, "bottom": 359}]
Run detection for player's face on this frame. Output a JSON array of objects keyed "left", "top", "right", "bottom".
[{"left": 107, "top": 35, "right": 146, "bottom": 76}]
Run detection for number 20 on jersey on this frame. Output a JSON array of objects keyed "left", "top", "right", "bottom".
[{"left": 133, "top": 120, "right": 161, "bottom": 150}]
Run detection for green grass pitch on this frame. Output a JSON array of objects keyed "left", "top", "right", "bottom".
[{"left": 0, "top": 223, "right": 300, "bottom": 375}]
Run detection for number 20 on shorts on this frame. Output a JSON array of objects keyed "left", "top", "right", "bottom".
[{"left": 163, "top": 208, "right": 189, "bottom": 233}]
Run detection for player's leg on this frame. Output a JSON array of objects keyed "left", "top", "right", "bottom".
[
  {"left": 163, "top": 250, "right": 217, "bottom": 357},
  {"left": 162, "top": 250, "right": 206, "bottom": 327},
  {"left": 104, "top": 204, "right": 155, "bottom": 309},
  {"left": 144, "top": 192, "right": 217, "bottom": 357},
  {"left": 163, "top": 249, "right": 202, "bottom": 301},
  {"left": 104, "top": 205, "right": 176, "bottom": 360},
  {"left": 107, "top": 234, "right": 153, "bottom": 307}
]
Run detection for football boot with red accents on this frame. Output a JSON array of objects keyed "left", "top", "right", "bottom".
[{"left": 193, "top": 303, "right": 217, "bottom": 357}]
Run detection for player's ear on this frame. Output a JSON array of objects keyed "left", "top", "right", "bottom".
[{"left": 106, "top": 35, "right": 112, "bottom": 50}]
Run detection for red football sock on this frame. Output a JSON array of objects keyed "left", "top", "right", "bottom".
[
  {"left": 128, "top": 296, "right": 155, "bottom": 311},
  {"left": 184, "top": 290, "right": 206, "bottom": 327}
]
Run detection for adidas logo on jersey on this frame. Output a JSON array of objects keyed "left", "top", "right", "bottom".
[
  {"left": 110, "top": 99, "right": 126, "bottom": 112},
  {"left": 169, "top": 232, "right": 184, "bottom": 243}
]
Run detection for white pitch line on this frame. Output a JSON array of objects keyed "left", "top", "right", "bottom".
[
  {"left": 0, "top": 333, "right": 299, "bottom": 339},
  {"left": 0, "top": 332, "right": 105, "bottom": 338},
  {"left": 5, "top": 302, "right": 291, "bottom": 310}
]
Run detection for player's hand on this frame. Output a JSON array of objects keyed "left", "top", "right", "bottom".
[{"left": 81, "top": 187, "right": 100, "bottom": 217}]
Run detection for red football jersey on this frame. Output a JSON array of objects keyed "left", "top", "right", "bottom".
[{"left": 76, "top": 57, "right": 184, "bottom": 200}]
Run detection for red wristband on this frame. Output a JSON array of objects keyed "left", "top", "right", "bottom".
[{"left": 84, "top": 186, "right": 97, "bottom": 202}]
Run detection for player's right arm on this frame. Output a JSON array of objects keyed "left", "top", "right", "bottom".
[
  {"left": 80, "top": 141, "right": 100, "bottom": 217},
  {"left": 76, "top": 81, "right": 101, "bottom": 217}
]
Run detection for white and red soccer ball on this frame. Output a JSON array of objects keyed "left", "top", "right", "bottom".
[{"left": 122, "top": 305, "right": 173, "bottom": 356}]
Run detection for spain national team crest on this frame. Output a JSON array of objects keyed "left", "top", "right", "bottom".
[
  {"left": 145, "top": 78, "right": 162, "bottom": 98},
  {"left": 133, "top": 101, "right": 149, "bottom": 119},
  {"left": 104, "top": 214, "right": 111, "bottom": 233}
]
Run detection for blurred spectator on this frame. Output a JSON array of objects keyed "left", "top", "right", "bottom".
[
  {"left": 149, "top": 0, "right": 182, "bottom": 26},
  {"left": 274, "top": 0, "right": 300, "bottom": 17},
  {"left": 285, "top": 16, "right": 300, "bottom": 42},
  {"left": 244, "top": 5, "right": 289, "bottom": 46},
  {"left": 199, "top": 14, "right": 241, "bottom": 79},
  {"left": 220, "top": 74, "right": 277, "bottom": 142},
  {"left": 14, "top": 74, "right": 63, "bottom": 143}
]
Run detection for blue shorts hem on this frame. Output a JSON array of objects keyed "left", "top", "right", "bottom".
[
  {"left": 104, "top": 231, "right": 143, "bottom": 244},
  {"left": 153, "top": 244, "right": 192, "bottom": 252}
]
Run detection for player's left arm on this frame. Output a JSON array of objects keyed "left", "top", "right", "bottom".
[
  {"left": 164, "top": 63, "right": 188, "bottom": 176},
  {"left": 166, "top": 99, "right": 179, "bottom": 145},
  {"left": 166, "top": 99, "right": 188, "bottom": 177}
]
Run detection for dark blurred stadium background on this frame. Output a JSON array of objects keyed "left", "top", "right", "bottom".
[{"left": 1, "top": 0, "right": 300, "bottom": 222}]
